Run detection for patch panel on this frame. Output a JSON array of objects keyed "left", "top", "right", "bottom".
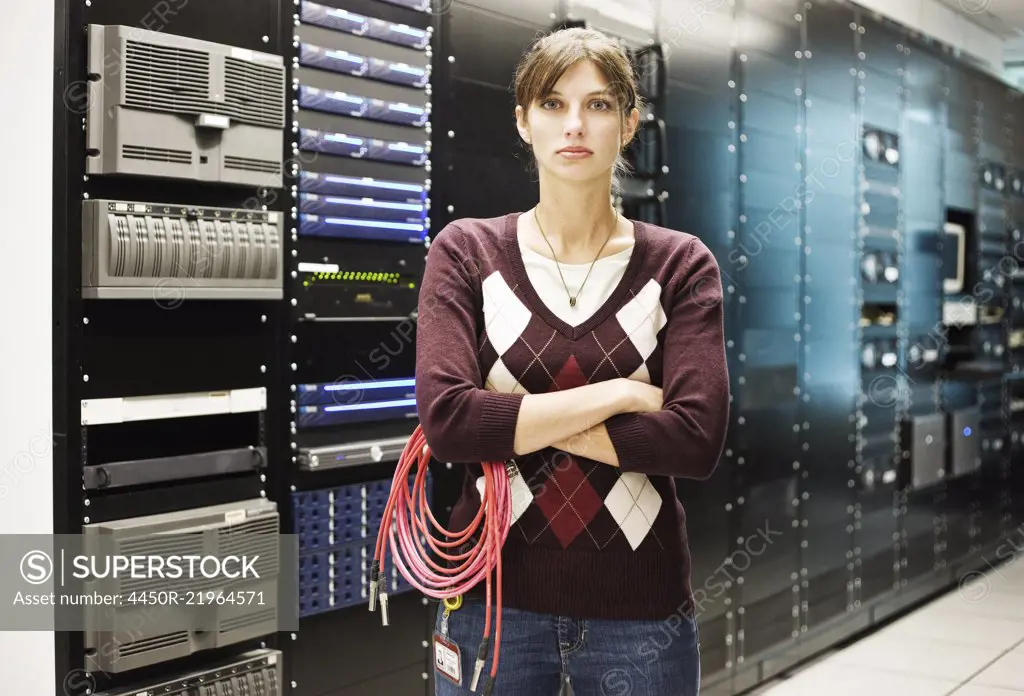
[{"left": 293, "top": 475, "right": 431, "bottom": 617}]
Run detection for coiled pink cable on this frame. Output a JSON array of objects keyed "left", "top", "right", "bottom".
[{"left": 371, "top": 425, "right": 512, "bottom": 692}]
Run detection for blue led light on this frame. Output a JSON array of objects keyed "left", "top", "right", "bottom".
[
  {"left": 387, "top": 143, "right": 425, "bottom": 153},
  {"left": 323, "top": 217, "right": 423, "bottom": 231},
  {"left": 963, "top": 427, "right": 972, "bottom": 436},
  {"left": 325, "top": 92, "right": 364, "bottom": 104},
  {"left": 391, "top": 25, "right": 428, "bottom": 38},
  {"left": 317, "top": 175, "right": 423, "bottom": 193},
  {"left": 324, "top": 133, "right": 364, "bottom": 145},
  {"left": 323, "top": 398, "right": 417, "bottom": 413},
  {"left": 390, "top": 64, "right": 426, "bottom": 76},
  {"left": 324, "top": 50, "right": 363, "bottom": 64},
  {"left": 387, "top": 104, "right": 425, "bottom": 115},
  {"left": 323, "top": 197, "right": 422, "bottom": 211},
  {"left": 323, "top": 378, "right": 415, "bottom": 391},
  {"left": 326, "top": 7, "right": 364, "bottom": 21}
]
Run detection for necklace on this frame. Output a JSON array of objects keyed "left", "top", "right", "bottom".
[{"left": 533, "top": 207, "right": 618, "bottom": 308}]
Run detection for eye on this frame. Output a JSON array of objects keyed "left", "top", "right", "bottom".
[
  {"left": 540, "top": 99, "right": 560, "bottom": 109},
  {"left": 590, "top": 99, "right": 613, "bottom": 111}
]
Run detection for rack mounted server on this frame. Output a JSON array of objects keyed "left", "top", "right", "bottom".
[
  {"left": 85, "top": 24, "right": 287, "bottom": 186},
  {"left": 92, "top": 648, "right": 282, "bottom": 696},
  {"left": 82, "top": 199, "right": 284, "bottom": 300},
  {"left": 292, "top": 0, "right": 433, "bottom": 321},
  {"left": 82, "top": 499, "right": 282, "bottom": 673},
  {"left": 295, "top": 377, "right": 417, "bottom": 428}
]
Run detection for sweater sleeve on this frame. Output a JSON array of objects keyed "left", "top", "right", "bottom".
[
  {"left": 414, "top": 224, "right": 525, "bottom": 464},
  {"left": 603, "top": 238, "right": 730, "bottom": 479}
]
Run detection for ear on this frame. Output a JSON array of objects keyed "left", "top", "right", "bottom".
[
  {"left": 622, "top": 106, "right": 641, "bottom": 147},
  {"left": 515, "top": 104, "right": 532, "bottom": 144}
]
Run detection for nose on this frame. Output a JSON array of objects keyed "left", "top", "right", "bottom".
[{"left": 563, "top": 105, "right": 584, "bottom": 137}]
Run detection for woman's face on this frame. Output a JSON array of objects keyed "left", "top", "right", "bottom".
[{"left": 516, "top": 59, "right": 637, "bottom": 185}]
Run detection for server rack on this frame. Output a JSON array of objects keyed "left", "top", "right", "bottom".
[
  {"left": 54, "top": 1, "right": 293, "bottom": 695},
  {"left": 285, "top": 0, "right": 437, "bottom": 694}
]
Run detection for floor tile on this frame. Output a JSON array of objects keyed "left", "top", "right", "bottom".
[
  {"left": 756, "top": 661, "right": 960, "bottom": 696},
  {"left": 748, "top": 558, "right": 1024, "bottom": 694},
  {"left": 874, "top": 609, "right": 1024, "bottom": 650},
  {"left": 952, "top": 686, "right": 1024, "bottom": 696},
  {"left": 825, "top": 631, "right": 1005, "bottom": 683},
  {"left": 955, "top": 563, "right": 1024, "bottom": 598},
  {"left": 930, "top": 582, "right": 1024, "bottom": 621},
  {"left": 969, "top": 651, "right": 1024, "bottom": 691}
]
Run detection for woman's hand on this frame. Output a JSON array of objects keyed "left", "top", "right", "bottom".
[{"left": 617, "top": 379, "right": 664, "bottom": 413}]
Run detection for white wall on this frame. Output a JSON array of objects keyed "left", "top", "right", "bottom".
[
  {"left": 850, "top": 0, "right": 1005, "bottom": 75},
  {"left": 0, "top": 0, "right": 57, "bottom": 692}
]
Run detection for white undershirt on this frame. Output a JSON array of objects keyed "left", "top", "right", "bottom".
[{"left": 519, "top": 241, "right": 634, "bottom": 327}]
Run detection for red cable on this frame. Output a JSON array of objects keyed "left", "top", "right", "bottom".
[{"left": 371, "top": 425, "right": 511, "bottom": 692}]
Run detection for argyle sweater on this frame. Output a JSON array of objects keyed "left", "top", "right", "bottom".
[{"left": 415, "top": 212, "right": 730, "bottom": 621}]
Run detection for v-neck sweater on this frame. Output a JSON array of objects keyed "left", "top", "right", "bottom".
[
  {"left": 518, "top": 238, "right": 634, "bottom": 327},
  {"left": 414, "top": 211, "right": 730, "bottom": 620}
]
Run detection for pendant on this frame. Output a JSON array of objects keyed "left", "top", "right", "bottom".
[{"left": 569, "top": 296, "right": 577, "bottom": 307}]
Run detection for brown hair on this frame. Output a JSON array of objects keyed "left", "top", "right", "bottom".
[{"left": 513, "top": 27, "right": 642, "bottom": 190}]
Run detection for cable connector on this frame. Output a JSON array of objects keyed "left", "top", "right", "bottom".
[
  {"left": 379, "top": 592, "right": 390, "bottom": 626},
  {"left": 505, "top": 459, "right": 521, "bottom": 481},
  {"left": 481, "top": 676, "right": 495, "bottom": 696},
  {"left": 368, "top": 561, "right": 380, "bottom": 612},
  {"left": 470, "top": 637, "right": 490, "bottom": 691}
]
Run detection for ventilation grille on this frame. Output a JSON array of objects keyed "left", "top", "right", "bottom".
[
  {"left": 225, "top": 155, "right": 282, "bottom": 174},
  {"left": 95, "top": 512, "right": 280, "bottom": 595},
  {"left": 224, "top": 57, "right": 286, "bottom": 128},
  {"left": 220, "top": 607, "right": 276, "bottom": 634},
  {"left": 116, "top": 630, "right": 190, "bottom": 659},
  {"left": 123, "top": 40, "right": 210, "bottom": 113},
  {"left": 122, "top": 144, "right": 192, "bottom": 164},
  {"left": 122, "top": 39, "right": 285, "bottom": 128}
]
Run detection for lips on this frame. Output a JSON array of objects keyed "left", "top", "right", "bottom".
[{"left": 558, "top": 147, "right": 592, "bottom": 154}]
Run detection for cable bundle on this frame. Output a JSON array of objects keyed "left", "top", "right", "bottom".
[{"left": 370, "top": 425, "right": 513, "bottom": 694}]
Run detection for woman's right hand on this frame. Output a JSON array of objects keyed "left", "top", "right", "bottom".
[{"left": 617, "top": 378, "right": 664, "bottom": 413}]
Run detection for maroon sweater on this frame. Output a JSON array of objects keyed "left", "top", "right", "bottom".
[{"left": 414, "top": 212, "right": 730, "bottom": 620}]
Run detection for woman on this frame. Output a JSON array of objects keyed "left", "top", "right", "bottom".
[{"left": 415, "top": 26, "right": 729, "bottom": 696}]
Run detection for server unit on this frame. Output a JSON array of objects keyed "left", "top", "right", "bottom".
[
  {"left": 83, "top": 445, "right": 267, "bottom": 491},
  {"left": 899, "top": 412, "right": 946, "bottom": 489},
  {"left": 949, "top": 406, "right": 981, "bottom": 476},
  {"left": 295, "top": 377, "right": 417, "bottom": 428},
  {"left": 82, "top": 499, "right": 281, "bottom": 673},
  {"left": 82, "top": 199, "right": 284, "bottom": 300},
  {"left": 85, "top": 24, "right": 287, "bottom": 186},
  {"left": 92, "top": 648, "right": 283, "bottom": 696}
]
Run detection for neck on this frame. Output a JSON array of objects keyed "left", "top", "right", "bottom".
[{"left": 534, "top": 174, "right": 618, "bottom": 254}]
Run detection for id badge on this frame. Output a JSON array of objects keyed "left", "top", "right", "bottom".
[{"left": 433, "top": 632, "right": 463, "bottom": 686}]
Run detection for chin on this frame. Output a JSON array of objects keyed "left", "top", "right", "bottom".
[{"left": 542, "top": 155, "right": 615, "bottom": 181}]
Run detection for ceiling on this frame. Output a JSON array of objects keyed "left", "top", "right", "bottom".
[{"left": 934, "top": 0, "right": 1024, "bottom": 63}]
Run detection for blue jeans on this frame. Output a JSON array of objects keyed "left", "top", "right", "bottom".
[{"left": 432, "top": 598, "right": 700, "bottom": 696}]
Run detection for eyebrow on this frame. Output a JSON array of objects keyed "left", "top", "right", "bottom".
[{"left": 545, "top": 90, "right": 613, "bottom": 97}]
